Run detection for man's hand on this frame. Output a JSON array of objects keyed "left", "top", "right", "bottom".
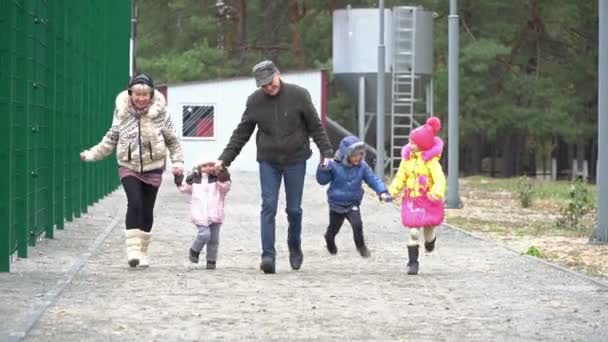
[
  {"left": 321, "top": 158, "right": 333, "bottom": 169},
  {"left": 214, "top": 160, "right": 225, "bottom": 172}
]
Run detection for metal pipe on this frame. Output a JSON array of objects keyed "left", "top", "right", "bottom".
[
  {"left": 375, "top": 0, "right": 386, "bottom": 177},
  {"left": 130, "top": 0, "right": 138, "bottom": 76},
  {"left": 446, "top": 0, "right": 461, "bottom": 208},
  {"left": 594, "top": 0, "right": 608, "bottom": 243},
  {"left": 429, "top": 77, "right": 434, "bottom": 116},
  {"left": 359, "top": 76, "right": 366, "bottom": 142},
  {"left": 327, "top": 117, "right": 379, "bottom": 156}
]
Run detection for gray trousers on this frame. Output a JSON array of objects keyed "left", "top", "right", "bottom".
[{"left": 191, "top": 223, "right": 221, "bottom": 262}]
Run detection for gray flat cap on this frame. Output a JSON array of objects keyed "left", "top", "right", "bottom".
[{"left": 252, "top": 60, "right": 278, "bottom": 87}]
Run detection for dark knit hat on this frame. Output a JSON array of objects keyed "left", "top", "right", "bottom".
[{"left": 128, "top": 73, "right": 154, "bottom": 89}]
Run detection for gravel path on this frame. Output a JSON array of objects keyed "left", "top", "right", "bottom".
[{"left": 2, "top": 172, "right": 607, "bottom": 341}]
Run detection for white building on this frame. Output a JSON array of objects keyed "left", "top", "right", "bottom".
[{"left": 166, "top": 70, "right": 328, "bottom": 175}]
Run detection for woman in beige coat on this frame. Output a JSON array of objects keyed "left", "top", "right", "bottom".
[{"left": 80, "top": 73, "right": 184, "bottom": 268}]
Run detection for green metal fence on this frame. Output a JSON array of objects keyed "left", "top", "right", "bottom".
[{"left": 1, "top": 0, "right": 131, "bottom": 272}]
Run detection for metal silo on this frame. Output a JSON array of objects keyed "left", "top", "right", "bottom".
[{"left": 333, "top": 6, "right": 434, "bottom": 175}]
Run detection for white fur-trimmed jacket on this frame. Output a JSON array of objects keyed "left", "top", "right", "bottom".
[{"left": 82, "top": 90, "right": 184, "bottom": 172}]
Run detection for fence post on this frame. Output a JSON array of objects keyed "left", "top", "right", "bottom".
[
  {"left": 0, "top": 0, "right": 12, "bottom": 272},
  {"left": 55, "top": 0, "right": 66, "bottom": 231},
  {"left": 45, "top": 2, "right": 55, "bottom": 239}
]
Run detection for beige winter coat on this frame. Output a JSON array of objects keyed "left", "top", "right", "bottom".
[{"left": 82, "top": 90, "right": 184, "bottom": 172}]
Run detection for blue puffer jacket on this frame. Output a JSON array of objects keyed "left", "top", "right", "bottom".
[{"left": 316, "top": 136, "right": 387, "bottom": 208}]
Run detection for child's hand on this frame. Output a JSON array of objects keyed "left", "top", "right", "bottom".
[
  {"left": 174, "top": 174, "right": 184, "bottom": 186},
  {"left": 379, "top": 192, "right": 393, "bottom": 203},
  {"left": 185, "top": 173, "right": 195, "bottom": 185},
  {"left": 185, "top": 170, "right": 202, "bottom": 185},
  {"left": 427, "top": 193, "right": 441, "bottom": 202}
]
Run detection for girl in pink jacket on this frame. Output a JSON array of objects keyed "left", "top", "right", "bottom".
[
  {"left": 176, "top": 162, "right": 231, "bottom": 269},
  {"left": 388, "top": 117, "right": 446, "bottom": 275}
]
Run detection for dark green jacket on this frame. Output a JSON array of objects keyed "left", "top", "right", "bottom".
[{"left": 219, "top": 81, "right": 333, "bottom": 166}]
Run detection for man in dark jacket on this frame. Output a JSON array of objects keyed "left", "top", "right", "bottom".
[{"left": 215, "top": 60, "right": 333, "bottom": 274}]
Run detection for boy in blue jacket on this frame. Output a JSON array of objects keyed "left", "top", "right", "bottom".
[{"left": 316, "top": 136, "right": 392, "bottom": 257}]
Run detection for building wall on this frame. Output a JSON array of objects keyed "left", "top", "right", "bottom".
[{"left": 167, "top": 70, "right": 325, "bottom": 175}]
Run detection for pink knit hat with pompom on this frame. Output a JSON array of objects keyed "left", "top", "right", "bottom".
[{"left": 409, "top": 117, "right": 441, "bottom": 151}]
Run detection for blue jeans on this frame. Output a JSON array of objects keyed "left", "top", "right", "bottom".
[{"left": 259, "top": 160, "right": 307, "bottom": 259}]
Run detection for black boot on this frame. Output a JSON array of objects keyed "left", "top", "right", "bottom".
[
  {"left": 260, "top": 256, "right": 276, "bottom": 274},
  {"left": 407, "top": 245, "right": 419, "bottom": 275},
  {"left": 189, "top": 248, "right": 200, "bottom": 264},
  {"left": 206, "top": 260, "right": 216, "bottom": 270},
  {"left": 289, "top": 246, "right": 304, "bottom": 271},
  {"left": 425, "top": 237, "right": 436, "bottom": 253},
  {"left": 324, "top": 233, "right": 338, "bottom": 255}
]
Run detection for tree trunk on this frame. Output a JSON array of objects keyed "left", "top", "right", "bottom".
[
  {"left": 567, "top": 142, "right": 575, "bottom": 179},
  {"left": 501, "top": 135, "right": 514, "bottom": 177},
  {"left": 291, "top": 29, "right": 303, "bottom": 65},
  {"left": 590, "top": 137, "right": 598, "bottom": 183},
  {"left": 539, "top": 147, "right": 547, "bottom": 179},
  {"left": 470, "top": 133, "right": 482, "bottom": 174},
  {"left": 570, "top": 140, "right": 587, "bottom": 180},
  {"left": 521, "top": 134, "right": 531, "bottom": 176},
  {"left": 462, "top": 136, "right": 470, "bottom": 175},
  {"left": 327, "top": 0, "right": 337, "bottom": 13},
  {"left": 236, "top": 0, "right": 247, "bottom": 48},
  {"left": 576, "top": 139, "right": 586, "bottom": 173},
  {"left": 513, "top": 134, "right": 523, "bottom": 176},
  {"left": 460, "top": 145, "right": 465, "bottom": 173},
  {"left": 441, "top": 151, "right": 449, "bottom": 177},
  {"left": 288, "top": 0, "right": 306, "bottom": 67},
  {"left": 265, "top": 3, "right": 281, "bottom": 63},
  {"left": 528, "top": 144, "right": 536, "bottom": 177},
  {"left": 491, "top": 142, "right": 498, "bottom": 177}
]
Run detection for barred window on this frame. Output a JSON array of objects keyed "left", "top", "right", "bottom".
[{"left": 182, "top": 105, "right": 215, "bottom": 139}]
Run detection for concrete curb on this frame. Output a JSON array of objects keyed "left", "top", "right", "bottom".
[
  {"left": 443, "top": 222, "right": 608, "bottom": 290},
  {"left": 382, "top": 198, "right": 608, "bottom": 289},
  {"left": 5, "top": 205, "right": 124, "bottom": 342}
]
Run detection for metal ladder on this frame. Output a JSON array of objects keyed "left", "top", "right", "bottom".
[{"left": 390, "top": 7, "right": 418, "bottom": 176}]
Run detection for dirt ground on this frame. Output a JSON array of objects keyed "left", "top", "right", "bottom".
[{"left": 444, "top": 177, "right": 608, "bottom": 279}]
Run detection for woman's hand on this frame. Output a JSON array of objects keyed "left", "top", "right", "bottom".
[{"left": 172, "top": 166, "right": 184, "bottom": 176}]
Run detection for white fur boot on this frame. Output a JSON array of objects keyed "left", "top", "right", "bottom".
[
  {"left": 139, "top": 231, "right": 152, "bottom": 267},
  {"left": 126, "top": 229, "right": 142, "bottom": 268}
]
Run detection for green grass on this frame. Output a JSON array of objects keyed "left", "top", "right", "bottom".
[
  {"left": 461, "top": 176, "right": 597, "bottom": 204},
  {"left": 524, "top": 246, "right": 543, "bottom": 257},
  {"left": 447, "top": 213, "right": 593, "bottom": 238}
]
